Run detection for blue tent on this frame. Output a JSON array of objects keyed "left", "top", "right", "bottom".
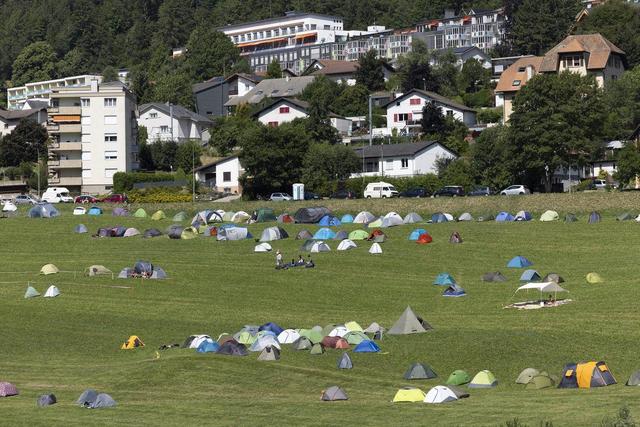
[
  {"left": 443, "top": 284, "right": 466, "bottom": 297},
  {"left": 507, "top": 256, "right": 533, "bottom": 268},
  {"left": 313, "top": 227, "right": 337, "bottom": 240},
  {"left": 353, "top": 340, "right": 380, "bottom": 353},
  {"left": 28, "top": 203, "right": 59, "bottom": 218},
  {"left": 408, "top": 228, "right": 427, "bottom": 241},
  {"left": 515, "top": 211, "right": 532, "bottom": 221},
  {"left": 196, "top": 340, "right": 220, "bottom": 353},
  {"left": 74, "top": 224, "right": 88, "bottom": 233},
  {"left": 433, "top": 273, "right": 456, "bottom": 286},
  {"left": 520, "top": 269, "right": 541, "bottom": 282},
  {"left": 588, "top": 211, "right": 601, "bottom": 224},
  {"left": 496, "top": 211, "right": 514, "bottom": 222},
  {"left": 259, "top": 322, "right": 284, "bottom": 336},
  {"left": 340, "top": 214, "right": 354, "bottom": 224},
  {"left": 431, "top": 213, "right": 448, "bottom": 223},
  {"left": 319, "top": 215, "right": 341, "bottom": 226},
  {"left": 88, "top": 206, "right": 103, "bottom": 215}
]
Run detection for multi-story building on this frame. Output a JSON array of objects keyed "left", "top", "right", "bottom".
[
  {"left": 7, "top": 75, "right": 103, "bottom": 111},
  {"left": 46, "top": 80, "right": 138, "bottom": 194}
]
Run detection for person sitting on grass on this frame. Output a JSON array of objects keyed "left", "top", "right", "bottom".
[
  {"left": 305, "top": 255, "right": 315, "bottom": 268},
  {"left": 296, "top": 255, "right": 305, "bottom": 266}
]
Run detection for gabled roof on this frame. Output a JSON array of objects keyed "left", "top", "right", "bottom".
[
  {"left": 192, "top": 73, "right": 262, "bottom": 94},
  {"left": 225, "top": 76, "right": 316, "bottom": 107},
  {"left": 193, "top": 155, "right": 239, "bottom": 172},
  {"left": 0, "top": 108, "right": 46, "bottom": 121},
  {"left": 252, "top": 97, "right": 343, "bottom": 119},
  {"left": 383, "top": 89, "right": 475, "bottom": 112},
  {"left": 310, "top": 60, "right": 359, "bottom": 76},
  {"left": 139, "top": 103, "right": 212, "bottom": 124},
  {"left": 495, "top": 56, "right": 544, "bottom": 93},
  {"left": 353, "top": 140, "right": 457, "bottom": 159},
  {"left": 540, "top": 34, "right": 626, "bottom": 72}
]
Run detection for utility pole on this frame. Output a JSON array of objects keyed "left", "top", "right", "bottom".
[
  {"left": 169, "top": 103, "right": 174, "bottom": 141},
  {"left": 192, "top": 146, "right": 195, "bottom": 203},
  {"left": 368, "top": 95, "right": 373, "bottom": 146},
  {"left": 36, "top": 147, "right": 40, "bottom": 199}
]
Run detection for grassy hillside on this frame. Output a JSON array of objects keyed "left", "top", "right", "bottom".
[{"left": 1, "top": 197, "right": 640, "bottom": 425}]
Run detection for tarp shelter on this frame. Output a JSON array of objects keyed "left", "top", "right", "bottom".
[
  {"left": 277, "top": 329, "right": 300, "bottom": 344},
  {"left": 313, "top": 228, "right": 336, "bottom": 240},
  {"left": 559, "top": 361, "right": 616, "bottom": 388},
  {"left": 618, "top": 212, "right": 633, "bottom": 221},
  {"left": 482, "top": 272, "right": 507, "bottom": 282},
  {"left": 296, "top": 230, "right": 313, "bottom": 240},
  {"left": 151, "top": 210, "right": 166, "bottom": 220},
  {"left": 260, "top": 226, "right": 288, "bottom": 242},
  {"left": 586, "top": 272, "right": 603, "bottom": 283},
  {"left": 508, "top": 256, "right": 533, "bottom": 268},
  {"left": 292, "top": 337, "right": 313, "bottom": 350},
  {"left": 403, "top": 212, "right": 423, "bottom": 224},
  {"left": 340, "top": 214, "right": 354, "bottom": 223},
  {"left": 88, "top": 206, "right": 103, "bottom": 216},
  {"left": 87, "top": 393, "right": 116, "bottom": 409},
  {"left": 123, "top": 228, "right": 140, "bottom": 237},
  {"left": 469, "top": 370, "right": 498, "bottom": 388},
  {"left": 543, "top": 273, "right": 565, "bottom": 283},
  {"left": 217, "top": 226, "right": 252, "bottom": 241},
  {"left": 257, "top": 346, "right": 280, "bottom": 361},
  {"left": 348, "top": 230, "right": 369, "bottom": 240},
  {"left": 458, "top": 212, "right": 473, "bottom": 221},
  {"left": 277, "top": 213, "right": 294, "bottom": 223},
  {"left": 393, "top": 387, "right": 426, "bottom": 403},
  {"left": 447, "top": 370, "right": 471, "bottom": 386},
  {"left": 0, "top": 382, "right": 18, "bottom": 397},
  {"left": 310, "top": 241, "right": 330, "bottom": 253},
  {"left": 254, "top": 242, "right": 272, "bottom": 252},
  {"left": 417, "top": 233, "right": 432, "bottom": 244},
  {"left": 294, "top": 207, "right": 331, "bottom": 224},
  {"left": 172, "top": 211, "right": 188, "bottom": 221},
  {"left": 24, "top": 286, "right": 40, "bottom": 298},
  {"left": 337, "top": 239, "right": 357, "bottom": 251},
  {"left": 431, "top": 213, "right": 448, "bottom": 223},
  {"left": 626, "top": 371, "right": 640, "bottom": 386},
  {"left": 369, "top": 242, "right": 382, "bottom": 254},
  {"left": 133, "top": 208, "right": 147, "bottom": 218},
  {"left": 319, "top": 215, "right": 341, "bottom": 226},
  {"left": 73, "top": 207, "right": 86, "bottom": 215},
  {"left": 520, "top": 269, "right": 541, "bottom": 282},
  {"left": 113, "top": 207, "right": 129, "bottom": 217},
  {"left": 516, "top": 368, "right": 540, "bottom": 384},
  {"left": 256, "top": 207, "right": 276, "bottom": 222},
  {"left": 37, "top": 393, "right": 56, "bottom": 406},
  {"left": 565, "top": 213, "right": 578, "bottom": 223},
  {"left": 540, "top": 210, "right": 559, "bottom": 221},
  {"left": 183, "top": 335, "right": 212, "bottom": 349},
  {"left": 515, "top": 282, "right": 567, "bottom": 302},
  {"left": 496, "top": 211, "right": 514, "bottom": 222},
  {"left": 515, "top": 210, "right": 532, "bottom": 221},
  {"left": 387, "top": 306, "right": 432, "bottom": 335},
  {"left": 337, "top": 352, "right": 353, "bottom": 369},
  {"left": 588, "top": 211, "right": 601, "bottom": 224},
  {"left": 353, "top": 211, "right": 375, "bottom": 224},
  {"left": 449, "top": 231, "right": 463, "bottom": 243},
  {"left": 40, "top": 264, "right": 59, "bottom": 275},
  {"left": 321, "top": 386, "right": 348, "bottom": 401},
  {"left": 424, "top": 386, "right": 459, "bottom": 404},
  {"left": 404, "top": 363, "right": 437, "bottom": 380},
  {"left": 443, "top": 284, "right": 466, "bottom": 297},
  {"left": 217, "top": 340, "right": 248, "bottom": 356},
  {"left": 232, "top": 211, "right": 251, "bottom": 223},
  {"left": 86, "top": 265, "right": 112, "bottom": 277},
  {"left": 433, "top": 273, "right": 456, "bottom": 286},
  {"left": 121, "top": 335, "right": 144, "bottom": 349},
  {"left": 143, "top": 228, "right": 162, "bottom": 238},
  {"left": 409, "top": 228, "right": 427, "bottom": 241},
  {"left": 75, "top": 224, "right": 88, "bottom": 233},
  {"left": 77, "top": 389, "right": 97, "bottom": 406},
  {"left": 29, "top": 204, "right": 59, "bottom": 218},
  {"left": 44, "top": 285, "right": 60, "bottom": 298},
  {"left": 196, "top": 340, "right": 220, "bottom": 353}
]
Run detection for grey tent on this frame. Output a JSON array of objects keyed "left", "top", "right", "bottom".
[
  {"left": 217, "top": 226, "right": 251, "bottom": 241},
  {"left": 294, "top": 206, "right": 331, "bottom": 224},
  {"left": 477, "top": 213, "right": 494, "bottom": 222},
  {"left": 88, "top": 393, "right": 116, "bottom": 409},
  {"left": 150, "top": 267, "right": 167, "bottom": 279},
  {"left": 292, "top": 337, "right": 313, "bottom": 351},
  {"left": 217, "top": 340, "right": 248, "bottom": 356},
  {"left": 143, "top": 228, "right": 163, "bottom": 238},
  {"left": 617, "top": 212, "right": 633, "bottom": 221},
  {"left": 117, "top": 268, "right": 132, "bottom": 279},
  {"left": 37, "top": 394, "right": 57, "bottom": 407},
  {"left": 74, "top": 224, "right": 88, "bottom": 233},
  {"left": 77, "top": 389, "right": 98, "bottom": 406},
  {"left": 404, "top": 363, "right": 438, "bottom": 380},
  {"left": 300, "top": 239, "right": 316, "bottom": 252},
  {"left": 28, "top": 203, "right": 59, "bottom": 218},
  {"left": 172, "top": 211, "right": 188, "bottom": 222},
  {"left": 387, "top": 306, "right": 432, "bottom": 335},
  {"left": 112, "top": 207, "right": 129, "bottom": 217},
  {"left": 259, "top": 226, "right": 289, "bottom": 242},
  {"left": 334, "top": 230, "right": 348, "bottom": 240},
  {"left": 543, "top": 273, "right": 565, "bottom": 283},
  {"left": 482, "top": 272, "right": 507, "bottom": 282},
  {"left": 458, "top": 212, "right": 473, "bottom": 221},
  {"left": 296, "top": 229, "right": 313, "bottom": 240},
  {"left": 449, "top": 231, "right": 463, "bottom": 243},
  {"left": 134, "top": 261, "right": 153, "bottom": 275},
  {"left": 167, "top": 224, "right": 185, "bottom": 239},
  {"left": 565, "top": 213, "right": 578, "bottom": 223},
  {"left": 403, "top": 212, "right": 423, "bottom": 224},
  {"left": 588, "top": 211, "right": 601, "bottom": 224},
  {"left": 626, "top": 371, "right": 640, "bottom": 386},
  {"left": 321, "top": 386, "right": 348, "bottom": 401},
  {"left": 257, "top": 346, "right": 280, "bottom": 361},
  {"left": 447, "top": 385, "right": 470, "bottom": 399},
  {"left": 516, "top": 368, "right": 540, "bottom": 384},
  {"left": 337, "top": 352, "right": 353, "bottom": 369}
]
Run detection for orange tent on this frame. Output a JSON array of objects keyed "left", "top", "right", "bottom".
[{"left": 417, "top": 233, "right": 433, "bottom": 244}]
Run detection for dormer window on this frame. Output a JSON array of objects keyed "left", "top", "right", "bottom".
[{"left": 512, "top": 80, "right": 521, "bottom": 86}]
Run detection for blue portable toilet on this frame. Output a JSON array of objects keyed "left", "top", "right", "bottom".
[
  {"left": 519, "top": 269, "right": 541, "bottom": 282},
  {"left": 507, "top": 256, "right": 533, "bottom": 268},
  {"left": 196, "top": 340, "right": 220, "bottom": 353},
  {"left": 353, "top": 340, "right": 380, "bottom": 353},
  {"left": 443, "top": 284, "right": 466, "bottom": 297},
  {"left": 313, "top": 227, "right": 337, "bottom": 240},
  {"left": 433, "top": 273, "right": 456, "bottom": 286},
  {"left": 340, "top": 214, "right": 354, "bottom": 224},
  {"left": 408, "top": 228, "right": 427, "bottom": 241},
  {"left": 496, "top": 211, "right": 514, "bottom": 222}
]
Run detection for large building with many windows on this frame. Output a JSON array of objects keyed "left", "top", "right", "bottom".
[
  {"left": 6, "top": 75, "right": 103, "bottom": 111},
  {"left": 46, "top": 80, "right": 138, "bottom": 193}
]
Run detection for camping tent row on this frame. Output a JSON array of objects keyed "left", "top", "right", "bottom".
[
  {"left": 393, "top": 385, "right": 469, "bottom": 403},
  {"left": 24, "top": 285, "right": 60, "bottom": 298},
  {"left": 118, "top": 261, "right": 167, "bottom": 279}
]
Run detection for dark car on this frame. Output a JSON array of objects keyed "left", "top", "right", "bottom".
[
  {"left": 330, "top": 189, "right": 356, "bottom": 199},
  {"left": 75, "top": 195, "right": 98, "bottom": 204},
  {"left": 399, "top": 187, "right": 430, "bottom": 198},
  {"left": 100, "top": 194, "right": 128, "bottom": 203},
  {"left": 304, "top": 191, "right": 320, "bottom": 200},
  {"left": 468, "top": 186, "right": 492, "bottom": 197},
  {"left": 433, "top": 186, "right": 465, "bottom": 197}
]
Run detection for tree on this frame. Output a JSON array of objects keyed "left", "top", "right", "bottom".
[
  {"left": 265, "top": 60, "right": 283, "bottom": 79},
  {"left": 509, "top": 72, "right": 607, "bottom": 192},
  {"left": 421, "top": 102, "right": 447, "bottom": 135},
  {"left": 151, "top": 71, "right": 195, "bottom": 110},
  {"left": 148, "top": 140, "right": 179, "bottom": 171},
  {"left": 436, "top": 157, "right": 475, "bottom": 190},
  {"left": 457, "top": 58, "right": 490, "bottom": 95},
  {"left": 175, "top": 140, "right": 202, "bottom": 172},
  {"left": 0, "top": 119, "right": 49, "bottom": 167},
  {"left": 209, "top": 113, "right": 259, "bottom": 156},
  {"left": 332, "top": 83, "right": 369, "bottom": 117},
  {"left": 300, "top": 76, "right": 342, "bottom": 143},
  {"left": 185, "top": 25, "right": 241, "bottom": 80},
  {"left": 431, "top": 50, "right": 459, "bottom": 97},
  {"left": 102, "top": 66, "right": 119, "bottom": 82},
  {"left": 470, "top": 125, "right": 517, "bottom": 190},
  {"left": 11, "top": 41, "right": 57, "bottom": 86},
  {"left": 355, "top": 49, "right": 386, "bottom": 91},
  {"left": 57, "top": 48, "right": 88, "bottom": 77},
  {"left": 602, "top": 65, "right": 640, "bottom": 140},
  {"left": 301, "top": 143, "right": 360, "bottom": 194},
  {"left": 396, "top": 40, "right": 437, "bottom": 92},
  {"left": 615, "top": 142, "right": 640, "bottom": 188}
]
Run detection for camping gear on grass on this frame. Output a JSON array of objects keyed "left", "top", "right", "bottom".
[
  {"left": 388, "top": 306, "right": 432, "bottom": 335},
  {"left": 404, "top": 363, "right": 437, "bottom": 380},
  {"left": 558, "top": 361, "right": 615, "bottom": 388},
  {"left": 393, "top": 387, "right": 425, "bottom": 403},
  {"left": 321, "top": 386, "right": 348, "bottom": 401}
]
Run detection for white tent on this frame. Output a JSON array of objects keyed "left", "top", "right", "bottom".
[
  {"left": 328, "top": 325, "right": 349, "bottom": 337},
  {"left": 259, "top": 226, "right": 285, "bottom": 242},
  {"left": 403, "top": 212, "right": 423, "bottom": 224},
  {"left": 443, "top": 213, "right": 454, "bottom": 221},
  {"left": 2, "top": 201, "right": 17, "bottom": 212},
  {"left": 254, "top": 242, "right": 272, "bottom": 252},
  {"left": 337, "top": 239, "right": 357, "bottom": 251},
  {"left": 423, "top": 386, "right": 458, "bottom": 404},
  {"left": 277, "top": 329, "right": 300, "bottom": 344},
  {"left": 458, "top": 212, "right": 473, "bottom": 221},
  {"left": 231, "top": 211, "right": 251, "bottom": 223},
  {"left": 249, "top": 335, "right": 281, "bottom": 352},
  {"left": 43, "top": 285, "right": 60, "bottom": 298},
  {"left": 353, "top": 211, "right": 375, "bottom": 224},
  {"left": 187, "top": 335, "right": 212, "bottom": 349},
  {"left": 73, "top": 207, "right": 86, "bottom": 215},
  {"left": 310, "top": 241, "right": 330, "bottom": 253},
  {"left": 516, "top": 282, "right": 567, "bottom": 293},
  {"left": 123, "top": 228, "right": 140, "bottom": 237},
  {"left": 369, "top": 242, "right": 383, "bottom": 254},
  {"left": 381, "top": 213, "right": 403, "bottom": 227}
]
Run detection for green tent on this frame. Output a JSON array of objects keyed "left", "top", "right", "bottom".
[
  {"left": 586, "top": 272, "right": 603, "bottom": 284},
  {"left": 310, "top": 343, "right": 325, "bottom": 355},
  {"left": 516, "top": 368, "right": 540, "bottom": 384},
  {"left": 24, "top": 285, "right": 40, "bottom": 299},
  {"left": 348, "top": 230, "right": 369, "bottom": 240},
  {"left": 256, "top": 208, "right": 276, "bottom": 222},
  {"left": 343, "top": 331, "right": 368, "bottom": 345},
  {"left": 469, "top": 370, "right": 497, "bottom": 388},
  {"left": 181, "top": 227, "right": 198, "bottom": 240},
  {"left": 617, "top": 212, "right": 633, "bottom": 221},
  {"left": 525, "top": 374, "right": 555, "bottom": 389},
  {"left": 404, "top": 363, "right": 437, "bottom": 380},
  {"left": 308, "top": 329, "right": 324, "bottom": 344},
  {"left": 172, "top": 211, "right": 188, "bottom": 222},
  {"left": 292, "top": 337, "right": 312, "bottom": 351},
  {"left": 564, "top": 213, "right": 578, "bottom": 223},
  {"left": 322, "top": 324, "right": 339, "bottom": 337},
  {"left": 133, "top": 208, "right": 147, "bottom": 218},
  {"left": 222, "top": 211, "right": 236, "bottom": 221},
  {"left": 151, "top": 210, "right": 166, "bottom": 221},
  {"left": 235, "top": 331, "right": 257, "bottom": 345},
  {"left": 368, "top": 218, "right": 383, "bottom": 227},
  {"left": 446, "top": 370, "right": 471, "bottom": 386}
]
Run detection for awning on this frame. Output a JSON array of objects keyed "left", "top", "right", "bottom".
[
  {"left": 51, "top": 115, "right": 81, "bottom": 123},
  {"left": 295, "top": 32, "right": 317, "bottom": 40},
  {"left": 516, "top": 282, "right": 567, "bottom": 293},
  {"left": 238, "top": 37, "right": 287, "bottom": 48}
]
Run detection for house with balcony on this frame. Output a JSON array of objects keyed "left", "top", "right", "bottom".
[
  {"left": 253, "top": 98, "right": 352, "bottom": 135},
  {"left": 384, "top": 89, "right": 476, "bottom": 136},
  {"left": 6, "top": 75, "right": 103, "bottom": 110},
  {"left": 138, "top": 103, "right": 212, "bottom": 143},
  {"left": 351, "top": 140, "right": 457, "bottom": 178},
  {"left": 194, "top": 155, "right": 244, "bottom": 194},
  {"left": 0, "top": 107, "right": 47, "bottom": 137},
  {"left": 47, "top": 80, "right": 138, "bottom": 194}
]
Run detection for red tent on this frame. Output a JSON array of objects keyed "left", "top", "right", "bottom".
[{"left": 417, "top": 233, "right": 433, "bottom": 244}]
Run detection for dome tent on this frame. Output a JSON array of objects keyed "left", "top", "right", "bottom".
[
  {"left": 446, "top": 370, "right": 471, "bottom": 386},
  {"left": 321, "top": 386, "right": 348, "bottom": 401},
  {"left": 44, "top": 285, "right": 60, "bottom": 298},
  {"left": 403, "top": 212, "right": 423, "bottom": 224},
  {"left": 404, "top": 363, "right": 437, "bottom": 380},
  {"left": 74, "top": 224, "right": 88, "bottom": 233},
  {"left": 337, "top": 239, "right": 357, "bottom": 251},
  {"left": 423, "top": 386, "right": 459, "bottom": 404},
  {"left": 340, "top": 214, "right": 354, "bottom": 223},
  {"left": 469, "top": 370, "right": 498, "bottom": 388},
  {"left": 540, "top": 210, "right": 559, "bottom": 221},
  {"left": 353, "top": 211, "right": 375, "bottom": 224},
  {"left": 73, "top": 206, "right": 86, "bottom": 215},
  {"left": 392, "top": 387, "right": 425, "bottom": 403}
]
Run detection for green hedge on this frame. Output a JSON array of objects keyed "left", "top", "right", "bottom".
[
  {"left": 127, "top": 188, "right": 192, "bottom": 203},
  {"left": 113, "top": 172, "right": 178, "bottom": 193}
]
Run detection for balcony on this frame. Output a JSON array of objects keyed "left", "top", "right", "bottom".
[
  {"left": 49, "top": 141, "right": 82, "bottom": 151},
  {"left": 47, "top": 106, "right": 81, "bottom": 115},
  {"left": 48, "top": 159, "right": 82, "bottom": 169},
  {"left": 46, "top": 123, "right": 82, "bottom": 133},
  {"left": 48, "top": 176, "right": 82, "bottom": 186}
]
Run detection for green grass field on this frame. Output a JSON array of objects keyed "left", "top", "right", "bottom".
[{"left": 2, "top": 194, "right": 640, "bottom": 426}]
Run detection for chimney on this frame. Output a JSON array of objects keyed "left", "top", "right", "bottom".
[{"left": 90, "top": 79, "right": 99, "bottom": 93}]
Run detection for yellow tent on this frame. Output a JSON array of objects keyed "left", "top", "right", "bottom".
[
  {"left": 344, "top": 321, "right": 364, "bottom": 332},
  {"left": 576, "top": 361, "right": 616, "bottom": 388},
  {"left": 121, "top": 335, "right": 144, "bottom": 350},
  {"left": 151, "top": 210, "right": 166, "bottom": 221},
  {"left": 586, "top": 272, "right": 603, "bottom": 284},
  {"left": 393, "top": 387, "right": 426, "bottom": 403},
  {"left": 40, "top": 264, "right": 59, "bottom": 275}
]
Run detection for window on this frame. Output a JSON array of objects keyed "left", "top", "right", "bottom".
[
  {"left": 394, "top": 113, "right": 410, "bottom": 122},
  {"left": 104, "top": 98, "right": 116, "bottom": 107},
  {"left": 149, "top": 112, "right": 157, "bottom": 119},
  {"left": 324, "top": 25, "right": 330, "bottom": 30},
  {"left": 563, "top": 55, "right": 583, "bottom": 68},
  {"left": 223, "top": 171, "right": 231, "bottom": 182},
  {"left": 104, "top": 168, "right": 117, "bottom": 178},
  {"left": 104, "top": 115, "right": 117, "bottom": 125},
  {"left": 446, "top": 110, "right": 453, "bottom": 117},
  {"left": 268, "top": 121, "right": 279, "bottom": 128},
  {"left": 160, "top": 125, "right": 169, "bottom": 133},
  {"left": 279, "top": 106, "right": 290, "bottom": 114},
  {"left": 512, "top": 80, "right": 521, "bottom": 86},
  {"left": 82, "top": 169, "right": 92, "bottom": 178},
  {"left": 401, "top": 158, "right": 409, "bottom": 168},
  {"left": 104, "top": 150, "right": 118, "bottom": 160},
  {"left": 104, "top": 134, "right": 117, "bottom": 143},
  {"left": 517, "top": 67, "right": 526, "bottom": 72},
  {"left": 81, "top": 98, "right": 90, "bottom": 107},
  {"left": 409, "top": 98, "right": 421, "bottom": 105}
]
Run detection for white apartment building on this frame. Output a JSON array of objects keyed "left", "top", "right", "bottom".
[
  {"left": 7, "top": 75, "right": 103, "bottom": 110},
  {"left": 47, "top": 80, "right": 138, "bottom": 194}
]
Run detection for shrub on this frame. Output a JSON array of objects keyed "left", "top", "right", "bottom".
[
  {"left": 127, "top": 188, "right": 192, "bottom": 203},
  {"left": 113, "top": 172, "right": 177, "bottom": 193}
]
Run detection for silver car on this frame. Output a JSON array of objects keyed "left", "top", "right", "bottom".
[
  {"left": 14, "top": 194, "right": 39, "bottom": 204},
  {"left": 500, "top": 185, "right": 531, "bottom": 195},
  {"left": 269, "top": 192, "right": 292, "bottom": 201}
]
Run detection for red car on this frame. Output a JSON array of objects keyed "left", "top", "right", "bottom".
[
  {"left": 100, "top": 194, "right": 128, "bottom": 203},
  {"left": 74, "top": 195, "right": 98, "bottom": 204}
]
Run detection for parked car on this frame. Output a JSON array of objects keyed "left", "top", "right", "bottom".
[
  {"left": 14, "top": 194, "right": 39, "bottom": 204},
  {"left": 433, "top": 186, "right": 465, "bottom": 197},
  {"left": 399, "top": 187, "right": 430, "bottom": 198},
  {"left": 468, "top": 186, "right": 493, "bottom": 197},
  {"left": 269, "top": 192, "right": 292, "bottom": 201},
  {"left": 500, "top": 185, "right": 531, "bottom": 196},
  {"left": 75, "top": 195, "right": 98, "bottom": 204},
  {"left": 304, "top": 191, "right": 320, "bottom": 200},
  {"left": 330, "top": 189, "right": 357, "bottom": 199},
  {"left": 363, "top": 181, "right": 398, "bottom": 198},
  {"left": 101, "top": 193, "right": 128, "bottom": 203}
]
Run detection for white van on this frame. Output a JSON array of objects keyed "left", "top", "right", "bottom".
[
  {"left": 363, "top": 182, "right": 399, "bottom": 198},
  {"left": 42, "top": 187, "right": 74, "bottom": 203}
]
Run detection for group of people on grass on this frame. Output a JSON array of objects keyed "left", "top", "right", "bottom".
[{"left": 275, "top": 250, "right": 314, "bottom": 270}]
